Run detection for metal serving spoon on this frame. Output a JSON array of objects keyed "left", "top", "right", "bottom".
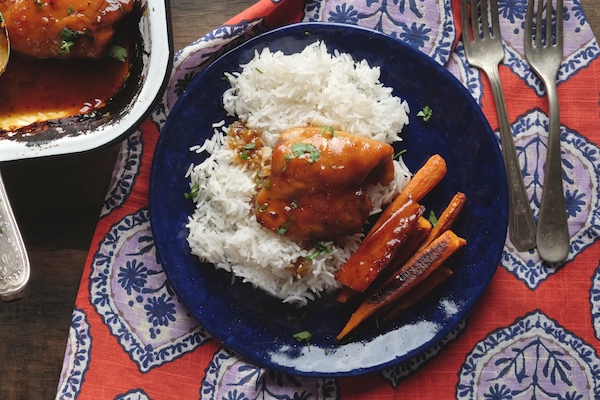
[{"left": 0, "top": 12, "right": 30, "bottom": 301}]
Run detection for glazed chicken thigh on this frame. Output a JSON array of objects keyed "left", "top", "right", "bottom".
[
  {"left": 0, "top": 0, "right": 134, "bottom": 59},
  {"left": 255, "top": 126, "right": 396, "bottom": 241}
]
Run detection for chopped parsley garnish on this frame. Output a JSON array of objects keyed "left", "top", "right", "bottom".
[
  {"left": 255, "top": 67, "right": 264, "bottom": 74},
  {"left": 238, "top": 143, "right": 255, "bottom": 161},
  {"left": 58, "top": 27, "right": 84, "bottom": 55},
  {"left": 67, "top": 5, "right": 74, "bottom": 14},
  {"left": 306, "top": 242, "right": 333, "bottom": 261},
  {"left": 290, "top": 200, "right": 298, "bottom": 209},
  {"left": 428, "top": 210, "right": 438, "bottom": 227},
  {"left": 290, "top": 143, "right": 320, "bottom": 163},
  {"left": 320, "top": 126, "right": 336, "bottom": 137},
  {"left": 184, "top": 183, "right": 200, "bottom": 199},
  {"left": 34, "top": 0, "right": 45, "bottom": 10},
  {"left": 287, "top": 310, "right": 307, "bottom": 322},
  {"left": 293, "top": 330, "right": 312, "bottom": 348},
  {"left": 107, "top": 45, "right": 128, "bottom": 62},
  {"left": 393, "top": 149, "right": 407, "bottom": 160},
  {"left": 417, "top": 105, "right": 433, "bottom": 122},
  {"left": 276, "top": 220, "right": 292, "bottom": 235}
]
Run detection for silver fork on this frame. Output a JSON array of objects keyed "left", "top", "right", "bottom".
[
  {"left": 461, "top": 0, "right": 536, "bottom": 251},
  {"left": 524, "top": 0, "right": 569, "bottom": 263}
]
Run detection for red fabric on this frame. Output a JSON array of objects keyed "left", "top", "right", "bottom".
[{"left": 57, "top": 0, "right": 600, "bottom": 398}]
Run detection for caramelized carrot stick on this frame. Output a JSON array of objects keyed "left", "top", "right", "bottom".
[
  {"left": 335, "top": 217, "right": 432, "bottom": 303},
  {"left": 416, "top": 192, "right": 466, "bottom": 253},
  {"left": 336, "top": 286, "right": 358, "bottom": 303},
  {"left": 336, "top": 230, "right": 466, "bottom": 340},
  {"left": 369, "top": 154, "right": 447, "bottom": 235},
  {"left": 387, "top": 216, "right": 432, "bottom": 274},
  {"left": 334, "top": 200, "right": 424, "bottom": 292},
  {"left": 379, "top": 266, "right": 453, "bottom": 324}
]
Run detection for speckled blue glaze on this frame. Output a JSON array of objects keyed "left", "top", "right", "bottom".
[{"left": 149, "top": 22, "right": 508, "bottom": 377}]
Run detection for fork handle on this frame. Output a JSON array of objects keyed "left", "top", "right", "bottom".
[
  {"left": 0, "top": 172, "right": 30, "bottom": 301},
  {"left": 487, "top": 66, "right": 537, "bottom": 251},
  {"left": 536, "top": 77, "right": 570, "bottom": 263}
]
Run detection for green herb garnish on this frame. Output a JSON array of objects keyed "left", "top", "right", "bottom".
[
  {"left": 393, "top": 149, "right": 407, "bottom": 160},
  {"left": 320, "top": 126, "right": 336, "bottom": 137},
  {"left": 276, "top": 220, "right": 291, "bottom": 235},
  {"left": 67, "top": 5, "right": 74, "bottom": 14},
  {"left": 428, "top": 210, "right": 438, "bottom": 227},
  {"left": 58, "top": 27, "right": 84, "bottom": 54},
  {"left": 290, "top": 143, "right": 320, "bottom": 163},
  {"left": 293, "top": 330, "right": 312, "bottom": 349},
  {"left": 107, "top": 45, "right": 128, "bottom": 62},
  {"left": 287, "top": 310, "right": 307, "bottom": 323},
  {"left": 184, "top": 183, "right": 200, "bottom": 199},
  {"left": 306, "top": 242, "right": 333, "bottom": 261},
  {"left": 417, "top": 105, "right": 433, "bottom": 122},
  {"left": 239, "top": 143, "right": 255, "bottom": 160}
]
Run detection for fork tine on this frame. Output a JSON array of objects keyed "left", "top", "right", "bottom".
[
  {"left": 470, "top": 0, "right": 479, "bottom": 39},
  {"left": 489, "top": 0, "right": 500, "bottom": 38},
  {"left": 545, "top": 0, "right": 553, "bottom": 46},
  {"left": 556, "top": 0, "right": 563, "bottom": 48},
  {"left": 480, "top": 0, "right": 490, "bottom": 38},
  {"left": 535, "top": 0, "right": 543, "bottom": 47},
  {"left": 524, "top": 0, "right": 534, "bottom": 49},
  {"left": 460, "top": 0, "right": 470, "bottom": 42}
]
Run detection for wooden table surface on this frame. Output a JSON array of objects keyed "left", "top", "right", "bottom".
[{"left": 0, "top": 1, "right": 598, "bottom": 398}]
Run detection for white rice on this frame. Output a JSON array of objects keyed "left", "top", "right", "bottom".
[{"left": 186, "top": 41, "right": 412, "bottom": 306}]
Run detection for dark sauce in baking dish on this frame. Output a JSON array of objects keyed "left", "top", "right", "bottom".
[
  {"left": 0, "top": 4, "right": 144, "bottom": 141},
  {"left": 0, "top": 51, "right": 130, "bottom": 131}
]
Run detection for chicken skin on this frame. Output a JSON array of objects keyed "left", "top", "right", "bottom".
[
  {"left": 0, "top": 0, "right": 134, "bottom": 59},
  {"left": 255, "top": 126, "right": 395, "bottom": 241}
]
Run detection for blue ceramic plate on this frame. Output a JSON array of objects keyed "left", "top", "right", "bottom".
[{"left": 149, "top": 22, "right": 508, "bottom": 377}]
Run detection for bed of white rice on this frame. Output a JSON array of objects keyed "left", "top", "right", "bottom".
[{"left": 185, "top": 41, "right": 412, "bottom": 306}]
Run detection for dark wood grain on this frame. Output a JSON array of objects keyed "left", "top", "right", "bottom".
[
  {"left": 0, "top": 250, "right": 86, "bottom": 400},
  {"left": 0, "top": 1, "right": 598, "bottom": 399}
]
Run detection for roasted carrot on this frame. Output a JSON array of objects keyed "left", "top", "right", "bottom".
[
  {"left": 369, "top": 154, "right": 447, "bottom": 235},
  {"left": 416, "top": 192, "right": 466, "bottom": 253},
  {"left": 334, "top": 200, "right": 424, "bottom": 292},
  {"left": 387, "top": 216, "right": 432, "bottom": 274},
  {"left": 335, "top": 286, "right": 358, "bottom": 303},
  {"left": 379, "top": 266, "right": 453, "bottom": 324},
  {"left": 335, "top": 217, "right": 432, "bottom": 303},
  {"left": 336, "top": 230, "right": 466, "bottom": 340}
]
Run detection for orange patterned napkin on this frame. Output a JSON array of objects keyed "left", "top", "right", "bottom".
[{"left": 56, "top": 0, "right": 600, "bottom": 398}]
